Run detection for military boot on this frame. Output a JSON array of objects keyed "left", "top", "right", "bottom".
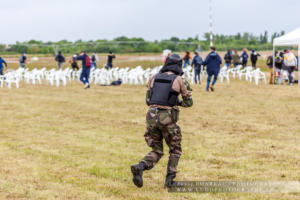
[
  {"left": 131, "top": 162, "right": 146, "bottom": 188},
  {"left": 165, "top": 173, "right": 176, "bottom": 188},
  {"left": 165, "top": 173, "right": 184, "bottom": 188},
  {"left": 165, "top": 156, "right": 183, "bottom": 188}
]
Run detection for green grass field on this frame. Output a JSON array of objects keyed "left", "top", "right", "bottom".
[{"left": 1, "top": 77, "right": 300, "bottom": 199}]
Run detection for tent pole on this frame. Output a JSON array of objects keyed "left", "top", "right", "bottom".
[
  {"left": 298, "top": 43, "right": 300, "bottom": 86},
  {"left": 273, "top": 44, "right": 275, "bottom": 84}
]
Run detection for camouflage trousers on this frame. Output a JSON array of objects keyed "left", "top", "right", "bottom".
[{"left": 141, "top": 107, "right": 182, "bottom": 174}]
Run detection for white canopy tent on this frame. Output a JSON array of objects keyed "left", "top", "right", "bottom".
[{"left": 273, "top": 28, "right": 300, "bottom": 85}]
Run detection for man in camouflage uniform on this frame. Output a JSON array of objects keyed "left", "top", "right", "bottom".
[{"left": 131, "top": 54, "right": 193, "bottom": 188}]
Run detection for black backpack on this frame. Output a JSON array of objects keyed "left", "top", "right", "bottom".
[
  {"left": 194, "top": 56, "right": 203, "bottom": 65},
  {"left": 91, "top": 55, "right": 96, "bottom": 62},
  {"left": 56, "top": 54, "right": 65, "bottom": 62},
  {"left": 224, "top": 54, "right": 230, "bottom": 61}
]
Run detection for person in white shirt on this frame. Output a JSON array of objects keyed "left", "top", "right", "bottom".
[{"left": 283, "top": 49, "right": 298, "bottom": 85}]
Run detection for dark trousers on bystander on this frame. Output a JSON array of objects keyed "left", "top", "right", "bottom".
[
  {"left": 194, "top": 65, "right": 201, "bottom": 84},
  {"left": 80, "top": 67, "right": 90, "bottom": 85},
  {"left": 287, "top": 66, "right": 295, "bottom": 84}
]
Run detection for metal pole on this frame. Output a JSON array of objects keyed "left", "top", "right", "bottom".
[
  {"left": 197, "top": 42, "right": 201, "bottom": 52},
  {"left": 209, "top": 0, "right": 213, "bottom": 47},
  {"left": 53, "top": 45, "right": 58, "bottom": 55},
  {"left": 298, "top": 43, "right": 300, "bottom": 86},
  {"left": 273, "top": 44, "right": 275, "bottom": 84}
]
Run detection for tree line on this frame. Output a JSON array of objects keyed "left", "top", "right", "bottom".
[{"left": 0, "top": 31, "right": 286, "bottom": 54}]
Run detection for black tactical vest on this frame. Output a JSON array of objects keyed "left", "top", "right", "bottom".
[{"left": 150, "top": 73, "right": 179, "bottom": 107}]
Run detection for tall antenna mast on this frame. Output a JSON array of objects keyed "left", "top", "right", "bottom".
[{"left": 209, "top": 0, "right": 214, "bottom": 46}]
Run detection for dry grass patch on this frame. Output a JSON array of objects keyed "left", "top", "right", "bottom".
[{"left": 0, "top": 79, "right": 300, "bottom": 199}]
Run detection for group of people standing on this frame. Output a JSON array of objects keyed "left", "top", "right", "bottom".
[
  {"left": 182, "top": 48, "right": 261, "bottom": 90},
  {"left": 224, "top": 49, "right": 260, "bottom": 68},
  {"left": 267, "top": 49, "right": 298, "bottom": 85},
  {"left": 183, "top": 47, "right": 298, "bottom": 88}
]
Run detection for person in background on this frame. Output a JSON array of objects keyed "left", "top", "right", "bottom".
[
  {"left": 274, "top": 52, "right": 284, "bottom": 84},
  {"left": 283, "top": 49, "right": 297, "bottom": 85},
  {"left": 106, "top": 51, "right": 116, "bottom": 69},
  {"left": 266, "top": 51, "right": 276, "bottom": 84},
  {"left": 69, "top": 54, "right": 79, "bottom": 71},
  {"left": 191, "top": 51, "right": 203, "bottom": 84},
  {"left": 224, "top": 49, "right": 232, "bottom": 68},
  {"left": 183, "top": 51, "right": 191, "bottom": 68},
  {"left": 77, "top": 51, "right": 91, "bottom": 89},
  {"left": 164, "top": 52, "right": 171, "bottom": 63},
  {"left": 0, "top": 56, "right": 7, "bottom": 75},
  {"left": 276, "top": 52, "right": 284, "bottom": 69},
  {"left": 19, "top": 53, "right": 27, "bottom": 68},
  {"left": 232, "top": 50, "right": 241, "bottom": 68},
  {"left": 91, "top": 53, "right": 98, "bottom": 69},
  {"left": 241, "top": 49, "right": 249, "bottom": 68},
  {"left": 250, "top": 50, "right": 260, "bottom": 69},
  {"left": 281, "top": 50, "right": 289, "bottom": 83},
  {"left": 55, "top": 51, "right": 65, "bottom": 70},
  {"left": 203, "top": 46, "right": 222, "bottom": 92}
]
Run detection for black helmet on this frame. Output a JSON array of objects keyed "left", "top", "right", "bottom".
[
  {"left": 160, "top": 54, "right": 183, "bottom": 75},
  {"left": 166, "top": 54, "right": 182, "bottom": 66}
]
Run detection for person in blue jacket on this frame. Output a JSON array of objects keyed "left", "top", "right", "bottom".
[
  {"left": 76, "top": 51, "right": 91, "bottom": 89},
  {"left": 0, "top": 57, "right": 8, "bottom": 75},
  {"left": 191, "top": 51, "right": 203, "bottom": 84},
  {"left": 203, "top": 46, "right": 222, "bottom": 92},
  {"left": 241, "top": 49, "right": 249, "bottom": 68}
]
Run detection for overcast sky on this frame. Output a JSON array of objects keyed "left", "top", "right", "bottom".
[{"left": 0, "top": 0, "right": 299, "bottom": 43}]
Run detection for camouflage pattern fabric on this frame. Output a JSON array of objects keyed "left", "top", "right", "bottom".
[
  {"left": 182, "top": 78, "right": 193, "bottom": 107},
  {"left": 141, "top": 108, "right": 182, "bottom": 174}
]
